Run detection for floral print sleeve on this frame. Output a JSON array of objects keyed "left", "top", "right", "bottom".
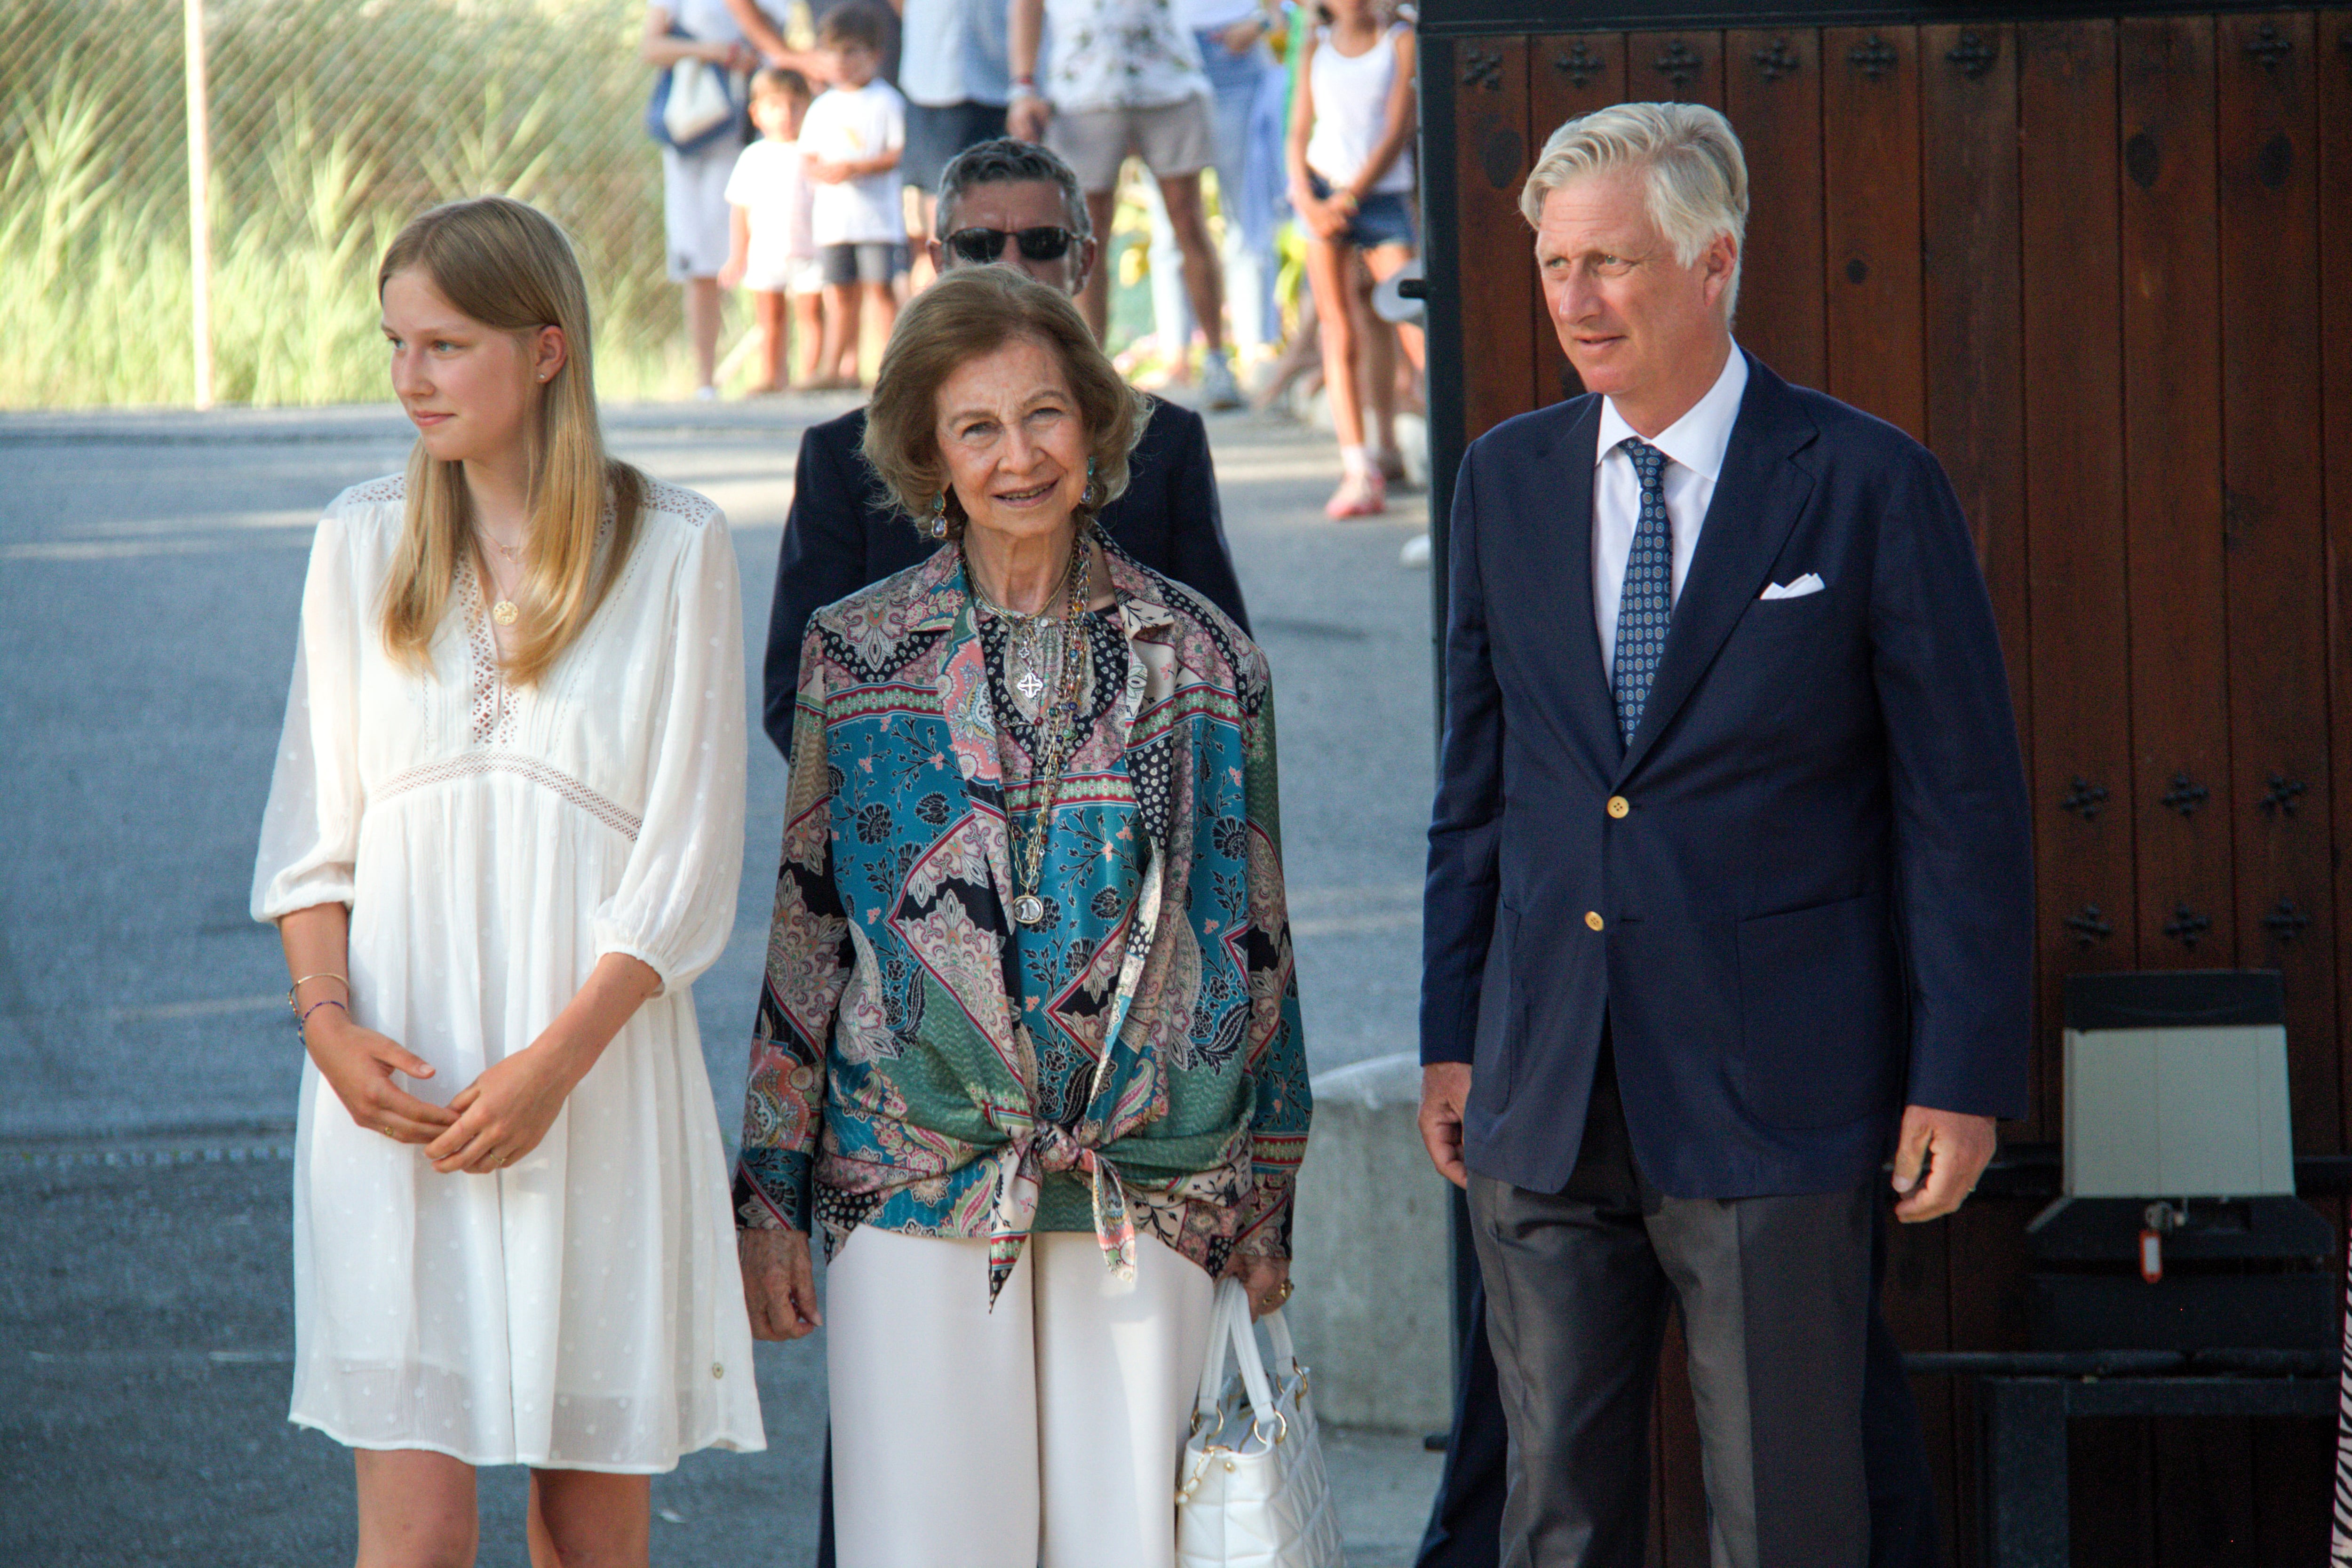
[
  {"left": 734, "top": 622, "right": 853, "bottom": 1233},
  {"left": 1232, "top": 654, "right": 1310, "bottom": 1260}
]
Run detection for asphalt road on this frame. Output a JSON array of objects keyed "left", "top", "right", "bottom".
[{"left": 0, "top": 394, "right": 1441, "bottom": 1565}]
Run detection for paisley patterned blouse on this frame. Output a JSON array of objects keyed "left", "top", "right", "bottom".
[{"left": 735, "top": 540, "right": 1309, "bottom": 1304}]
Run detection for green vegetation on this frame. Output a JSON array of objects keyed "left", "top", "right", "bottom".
[{"left": 0, "top": 0, "right": 689, "bottom": 408}]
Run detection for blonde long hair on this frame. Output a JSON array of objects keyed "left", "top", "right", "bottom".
[{"left": 375, "top": 196, "right": 644, "bottom": 686}]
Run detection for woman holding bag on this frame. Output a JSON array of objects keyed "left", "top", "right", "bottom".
[
  {"left": 641, "top": 0, "right": 758, "bottom": 396},
  {"left": 735, "top": 266, "right": 1312, "bottom": 1568},
  {"left": 254, "top": 195, "right": 762, "bottom": 1567}
]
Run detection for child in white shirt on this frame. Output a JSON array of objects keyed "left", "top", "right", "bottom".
[
  {"left": 798, "top": 3, "right": 906, "bottom": 387},
  {"left": 721, "top": 68, "right": 822, "bottom": 393}
]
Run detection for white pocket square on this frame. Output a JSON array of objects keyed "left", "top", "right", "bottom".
[{"left": 1759, "top": 573, "right": 1826, "bottom": 601}]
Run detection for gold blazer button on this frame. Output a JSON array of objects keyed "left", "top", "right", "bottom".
[
  {"left": 1607, "top": 796, "right": 1630, "bottom": 819},
  {"left": 1585, "top": 911, "right": 1605, "bottom": 931}
]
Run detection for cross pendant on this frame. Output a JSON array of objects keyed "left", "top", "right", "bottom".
[{"left": 1015, "top": 668, "right": 1045, "bottom": 706}]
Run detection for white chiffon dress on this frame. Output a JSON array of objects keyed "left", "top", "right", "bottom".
[{"left": 251, "top": 473, "right": 765, "bottom": 1471}]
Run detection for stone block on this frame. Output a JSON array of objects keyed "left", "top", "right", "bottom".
[{"left": 1287, "top": 1051, "right": 1453, "bottom": 1434}]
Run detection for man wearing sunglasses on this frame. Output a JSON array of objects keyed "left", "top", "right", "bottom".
[{"left": 760, "top": 135, "right": 1252, "bottom": 758}]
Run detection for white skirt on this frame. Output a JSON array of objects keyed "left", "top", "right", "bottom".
[{"left": 287, "top": 789, "right": 764, "bottom": 1472}]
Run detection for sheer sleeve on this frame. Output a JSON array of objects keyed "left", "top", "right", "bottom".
[
  {"left": 590, "top": 512, "right": 749, "bottom": 992},
  {"left": 252, "top": 509, "right": 365, "bottom": 923}
]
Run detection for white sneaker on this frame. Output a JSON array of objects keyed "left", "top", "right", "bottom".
[
  {"left": 693, "top": 384, "right": 718, "bottom": 402},
  {"left": 1198, "top": 352, "right": 1243, "bottom": 412}
]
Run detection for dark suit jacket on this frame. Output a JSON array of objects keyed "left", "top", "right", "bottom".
[
  {"left": 761, "top": 396, "right": 1250, "bottom": 753},
  {"left": 1420, "top": 353, "right": 2033, "bottom": 1200}
]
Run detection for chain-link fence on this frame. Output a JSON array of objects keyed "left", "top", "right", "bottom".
[{"left": 0, "top": 0, "right": 715, "bottom": 407}]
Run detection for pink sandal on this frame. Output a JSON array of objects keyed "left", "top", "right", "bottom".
[{"left": 1324, "top": 469, "right": 1387, "bottom": 519}]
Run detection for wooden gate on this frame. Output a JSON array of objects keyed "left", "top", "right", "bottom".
[{"left": 1415, "top": 2, "right": 2352, "bottom": 1560}]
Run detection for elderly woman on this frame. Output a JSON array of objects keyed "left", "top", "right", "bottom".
[{"left": 734, "top": 265, "right": 1309, "bottom": 1568}]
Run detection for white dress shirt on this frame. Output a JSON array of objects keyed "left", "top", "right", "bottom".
[{"left": 1591, "top": 345, "right": 1749, "bottom": 682}]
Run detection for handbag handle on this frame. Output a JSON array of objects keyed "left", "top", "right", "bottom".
[
  {"left": 1192, "top": 1277, "right": 1279, "bottom": 1436},
  {"left": 1263, "top": 1305, "right": 1300, "bottom": 1377}
]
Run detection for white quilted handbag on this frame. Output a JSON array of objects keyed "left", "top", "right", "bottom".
[{"left": 1175, "top": 1277, "right": 1346, "bottom": 1568}]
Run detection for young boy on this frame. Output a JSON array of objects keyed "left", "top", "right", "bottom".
[
  {"left": 720, "top": 68, "right": 822, "bottom": 394},
  {"left": 797, "top": 2, "right": 905, "bottom": 386}
]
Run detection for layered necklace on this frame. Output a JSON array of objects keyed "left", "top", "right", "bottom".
[{"left": 969, "top": 529, "right": 1095, "bottom": 928}]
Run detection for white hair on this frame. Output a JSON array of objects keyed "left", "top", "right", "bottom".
[{"left": 1520, "top": 102, "right": 1749, "bottom": 320}]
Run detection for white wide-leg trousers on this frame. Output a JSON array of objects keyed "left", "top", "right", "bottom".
[{"left": 826, "top": 1226, "right": 1218, "bottom": 1568}]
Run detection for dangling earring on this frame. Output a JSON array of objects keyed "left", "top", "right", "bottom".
[
  {"left": 927, "top": 492, "right": 951, "bottom": 540},
  {"left": 1079, "top": 459, "right": 1100, "bottom": 511}
]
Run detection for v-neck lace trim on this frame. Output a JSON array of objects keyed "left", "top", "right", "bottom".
[{"left": 456, "top": 567, "right": 520, "bottom": 746}]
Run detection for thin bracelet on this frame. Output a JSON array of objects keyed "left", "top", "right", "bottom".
[
  {"left": 297, "top": 998, "right": 347, "bottom": 1034},
  {"left": 286, "top": 973, "right": 351, "bottom": 1015}
]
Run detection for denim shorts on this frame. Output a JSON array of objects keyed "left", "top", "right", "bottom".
[
  {"left": 820, "top": 241, "right": 896, "bottom": 287},
  {"left": 1309, "top": 171, "right": 1416, "bottom": 253}
]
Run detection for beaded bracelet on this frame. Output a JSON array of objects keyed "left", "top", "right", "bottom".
[
  {"left": 285, "top": 972, "right": 351, "bottom": 1015},
  {"left": 296, "top": 998, "right": 348, "bottom": 1036}
]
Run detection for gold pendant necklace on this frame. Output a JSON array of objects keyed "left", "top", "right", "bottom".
[{"left": 478, "top": 531, "right": 524, "bottom": 626}]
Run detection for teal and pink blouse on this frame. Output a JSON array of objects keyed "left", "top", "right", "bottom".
[{"left": 735, "top": 541, "right": 1309, "bottom": 1304}]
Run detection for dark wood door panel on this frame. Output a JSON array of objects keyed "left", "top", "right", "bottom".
[
  {"left": 1919, "top": 22, "right": 2031, "bottom": 1031},
  {"left": 2021, "top": 18, "right": 2137, "bottom": 1132},
  {"left": 2218, "top": 9, "right": 2338, "bottom": 1155},
  {"left": 2324, "top": 7, "right": 2352, "bottom": 1149},
  {"left": 2120, "top": 17, "right": 2235, "bottom": 976},
  {"left": 1452, "top": 35, "right": 1539, "bottom": 444},
  {"left": 1726, "top": 28, "right": 1827, "bottom": 393},
  {"left": 1624, "top": 28, "right": 1727, "bottom": 109},
  {"left": 1823, "top": 26, "right": 1926, "bottom": 442}
]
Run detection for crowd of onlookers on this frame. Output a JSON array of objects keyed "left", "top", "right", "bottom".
[{"left": 643, "top": 0, "right": 1422, "bottom": 517}]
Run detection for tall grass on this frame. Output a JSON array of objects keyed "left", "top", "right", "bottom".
[{"left": 0, "top": 0, "right": 693, "bottom": 407}]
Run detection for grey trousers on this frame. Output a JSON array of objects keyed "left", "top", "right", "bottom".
[{"left": 1467, "top": 1065, "right": 1875, "bottom": 1568}]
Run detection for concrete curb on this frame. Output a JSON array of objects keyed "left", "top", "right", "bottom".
[{"left": 1290, "top": 1051, "right": 1453, "bottom": 1433}]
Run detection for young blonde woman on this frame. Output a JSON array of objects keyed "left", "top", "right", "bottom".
[{"left": 253, "top": 195, "right": 762, "bottom": 1568}]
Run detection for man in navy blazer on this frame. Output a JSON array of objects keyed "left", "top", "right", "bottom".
[
  {"left": 1417, "top": 104, "right": 2031, "bottom": 1566},
  {"left": 760, "top": 137, "right": 1250, "bottom": 752}
]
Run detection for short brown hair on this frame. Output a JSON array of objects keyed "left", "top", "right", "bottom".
[
  {"left": 753, "top": 66, "right": 811, "bottom": 103},
  {"left": 817, "top": 2, "right": 887, "bottom": 54},
  {"left": 861, "top": 267, "right": 1146, "bottom": 534}
]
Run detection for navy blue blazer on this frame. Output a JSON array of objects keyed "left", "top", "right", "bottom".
[
  {"left": 760, "top": 396, "right": 1251, "bottom": 754},
  {"left": 1420, "top": 353, "right": 2033, "bottom": 1200}
]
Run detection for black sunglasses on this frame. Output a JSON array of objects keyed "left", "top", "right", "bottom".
[{"left": 944, "top": 226, "right": 1080, "bottom": 264}]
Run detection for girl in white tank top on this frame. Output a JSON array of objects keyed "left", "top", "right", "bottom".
[{"left": 1285, "top": 1, "right": 1423, "bottom": 517}]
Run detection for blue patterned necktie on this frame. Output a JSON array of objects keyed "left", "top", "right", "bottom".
[{"left": 1612, "top": 437, "right": 1672, "bottom": 743}]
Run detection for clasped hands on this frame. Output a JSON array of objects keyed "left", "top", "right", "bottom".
[
  {"left": 305, "top": 1012, "right": 592, "bottom": 1176},
  {"left": 1416, "top": 1062, "right": 1996, "bottom": 1223}
]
